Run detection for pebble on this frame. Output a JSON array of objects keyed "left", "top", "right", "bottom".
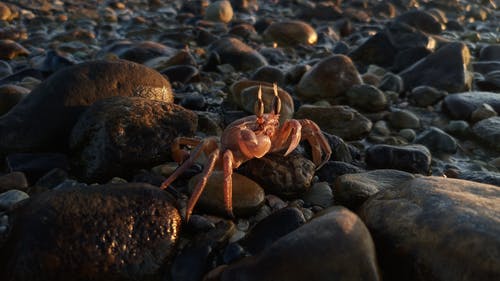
[
  {"left": 346, "top": 84, "right": 388, "bottom": 112},
  {"left": 302, "top": 182, "right": 333, "bottom": 208},
  {"left": 263, "top": 20, "right": 317, "bottom": 46},
  {"left": 414, "top": 126, "right": 458, "bottom": 155},
  {"left": 0, "top": 84, "right": 30, "bottom": 115},
  {"left": 205, "top": 1, "right": 233, "bottom": 23},
  {"left": 0, "top": 172, "right": 28, "bottom": 192},
  {"left": 388, "top": 109, "right": 421, "bottom": 129},
  {"left": 394, "top": 10, "right": 443, "bottom": 34},
  {"left": 365, "top": 144, "right": 432, "bottom": 175},
  {"left": 470, "top": 103, "right": 497, "bottom": 123},
  {"left": 0, "top": 39, "right": 30, "bottom": 60},
  {"left": 442, "top": 91, "right": 500, "bottom": 121},
  {"left": 407, "top": 85, "right": 447, "bottom": 107},
  {"left": 472, "top": 116, "right": 500, "bottom": 150},
  {"left": 0, "top": 189, "right": 29, "bottom": 210},
  {"left": 205, "top": 37, "right": 268, "bottom": 71}
]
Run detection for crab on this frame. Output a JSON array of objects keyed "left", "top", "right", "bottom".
[{"left": 160, "top": 84, "right": 331, "bottom": 221}]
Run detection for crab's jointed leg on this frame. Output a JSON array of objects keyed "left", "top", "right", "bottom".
[
  {"left": 299, "top": 119, "right": 332, "bottom": 169},
  {"left": 270, "top": 119, "right": 302, "bottom": 156},
  {"left": 222, "top": 150, "right": 235, "bottom": 218}
]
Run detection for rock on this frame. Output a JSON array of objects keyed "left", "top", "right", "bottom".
[
  {"left": 295, "top": 105, "right": 372, "bottom": 141},
  {"left": 335, "top": 169, "right": 415, "bottom": 211},
  {"left": 394, "top": 10, "right": 443, "bottom": 34},
  {"left": 323, "top": 133, "right": 354, "bottom": 163},
  {"left": 0, "top": 60, "right": 12, "bottom": 78},
  {"left": 101, "top": 41, "right": 177, "bottom": 64},
  {"left": 407, "top": 85, "right": 447, "bottom": 107},
  {"left": 244, "top": 152, "right": 315, "bottom": 198},
  {"left": 0, "top": 183, "right": 181, "bottom": 281},
  {"left": 240, "top": 207, "right": 305, "bottom": 255},
  {"left": 378, "top": 72, "right": 404, "bottom": 94},
  {"left": 399, "top": 129, "right": 417, "bottom": 142},
  {"left": 296, "top": 55, "right": 362, "bottom": 104},
  {"left": 35, "top": 168, "right": 69, "bottom": 190},
  {"left": 188, "top": 171, "right": 265, "bottom": 217},
  {"left": 263, "top": 20, "right": 317, "bottom": 46},
  {"left": 221, "top": 207, "right": 380, "bottom": 281},
  {"left": 359, "top": 177, "right": 500, "bottom": 281},
  {"left": 205, "top": 0, "right": 233, "bottom": 23},
  {"left": 302, "top": 182, "right": 333, "bottom": 208},
  {"left": 414, "top": 126, "right": 458, "bottom": 155},
  {"left": 472, "top": 117, "right": 500, "bottom": 150},
  {"left": 70, "top": 96, "right": 197, "bottom": 183},
  {"left": 470, "top": 103, "right": 497, "bottom": 123},
  {"left": 251, "top": 66, "right": 285, "bottom": 87},
  {"left": 399, "top": 42, "right": 472, "bottom": 92},
  {"left": 365, "top": 144, "right": 431, "bottom": 175},
  {"left": 442, "top": 91, "right": 500, "bottom": 120},
  {"left": 0, "top": 84, "right": 30, "bottom": 115},
  {"left": 205, "top": 37, "right": 267, "bottom": 71},
  {"left": 6, "top": 153, "right": 69, "bottom": 184},
  {"left": 0, "top": 39, "right": 29, "bottom": 60},
  {"left": 477, "top": 70, "right": 500, "bottom": 92},
  {"left": 161, "top": 65, "right": 199, "bottom": 84},
  {"left": 479, "top": 45, "right": 500, "bottom": 61},
  {"left": 388, "top": 109, "right": 420, "bottom": 129},
  {"left": 0, "top": 189, "right": 29, "bottom": 210},
  {"left": 317, "top": 161, "right": 364, "bottom": 183},
  {"left": 346, "top": 84, "right": 387, "bottom": 112},
  {"left": 0, "top": 172, "right": 28, "bottom": 192},
  {"left": 0, "top": 60, "right": 173, "bottom": 154}
]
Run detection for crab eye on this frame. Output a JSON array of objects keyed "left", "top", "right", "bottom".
[
  {"left": 271, "top": 83, "right": 281, "bottom": 114},
  {"left": 254, "top": 85, "right": 265, "bottom": 117}
]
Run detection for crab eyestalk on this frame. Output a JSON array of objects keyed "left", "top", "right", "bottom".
[
  {"left": 254, "top": 85, "right": 265, "bottom": 126},
  {"left": 271, "top": 83, "right": 281, "bottom": 115}
]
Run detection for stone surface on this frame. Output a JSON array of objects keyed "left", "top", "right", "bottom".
[
  {"left": 188, "top": 171, "right": 265, "bottom": 217},
  {"left": 205, "top": 37, "right": 267, "bottom": 71},
  {"left": 365, "top": 144, "right": 431, "bottom": 175},
  {"left": 302, "top": 181, "right": 333, "bottom": 208},
  {"left": 296, "top": 55, "right": 362, "bottom": 103},
  {"left": 335, "top": 169, "right": 415, "bottom": 210},
  {"left": 205, "top": 1, "right": 233, "bottom": 23},
  {"left": 0, "top": 39, "right": 29, "bottom": 60},
  {"left": 221, "top": 207, "right": 380, "bottom": 281},
  {"left": 0, "top": 84, "right": 30, "bottom": 115},
  {"left": 442, "top": 91, "right": 500, "bottom": 120},
  {"left": 407, "top": 86, "right": 447, "bottom": 107},
  {"left": 399, "top": 42, "right": 472, "bottom": 92},
  {"left": 295, "top": 105, "right": 372, "bottom": 141},
  {"left": 0, "top": 172, "right": 28, "bottom": 192},
  {"left": 472, "top": 117, "right": 500, "bottom": 150},
  {"left": 0, "top": 183, "right": 181, "bottom": 281},
  {"left": 263, "top": 20, "right": 317, "bottom": 46},
  {"left": 394, "top": 10, "right": 443, "bottom": 34},
  {"left": 359, "top": 177, "right": 500, "bottom": 281},
  {"left": 346, "top": 84, "right": 387, "bottom": 112},
  {"left": 0, "top": 60, "right": 173, "bottom": 154},
  {"left": 70, "top": 96, "right": 197, "bottom": 183},
  {"left": 414, "top": 126, "right": 458, "bottom": 154},
  {"left": 0, "top": 189, "right": 29, "bottom": 210},
  {"left": 388, "top": 109, "right": 421, "bottom": 129}
]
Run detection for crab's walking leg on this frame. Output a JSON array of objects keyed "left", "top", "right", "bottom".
[
  {"left": 160, "top": 138, "right": 217, "bottom": 190},
  {"left": 223, "top": 150, "right": 235, "bottom": 218},
  {"left": 185, "top": 147, "right": 220, "bottom": 221},
  {"left": 299, "top": 119, "right": 332, "bottom": 169}
]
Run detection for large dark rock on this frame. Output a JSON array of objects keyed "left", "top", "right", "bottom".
[
  {"left": 442, "top": 91, "right": 500, "bottom": 120},
  {"left": 394, "top": 10, "right": 443, "bottom": 34},
  {"left": 0, "top": 183, "right": 181, "bottom": 281},
  {"left": 70, "top": 96, "right": 197, "bottom": 183},
  {"left": 0, "top": 60, "right": 173, "bottom": 154},
  {"left": 359, "top": 177, "right": 500, "bottom": 281},
  {"left": 221, "top": 207, "right": 380, "bottom": 281},
  {"left": 204, "top": 37, "right": 268, "bottom": 71},
  {"left": 399, "top": 42, "right": 472, "bottom": 92}
]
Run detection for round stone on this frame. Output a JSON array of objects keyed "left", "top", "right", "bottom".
[{"left": 264, "top": 20, "right": 317, "bottom": 46}]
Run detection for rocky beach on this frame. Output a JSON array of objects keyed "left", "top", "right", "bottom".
[{"left": 0, "top": 0, "right": 499, "bottom": 280}]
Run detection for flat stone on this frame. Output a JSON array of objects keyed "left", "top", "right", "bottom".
[{"left": 359, "top": 177, "right": 500, "bottom": 281}]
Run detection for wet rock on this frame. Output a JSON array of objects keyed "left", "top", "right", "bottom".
[
  {"left": 399, "top": 42, "right": 472, "bottom": 92},
  {"left": 472, "top": 116, "right": 500, "bottom": 150},
  {"left": 70, "top": 96, "right": 197, "bottom": 183},
  {"left": 378, "top": 72, "right": 404, "bottom": 94},
  {"left": 188, "top": 171, "right": 265, "bottom": 217},
  {"left": 244, "top": 152, "right": 315, "bottom": 198},
  {"left": 205, "top": 37, "right": 267, "bottom": 71},
  {"left": 0, "top": 39, "right": 29, "bottom": 60},
  {"left": 335, "top": 169, "right": 415, "bottom": 211},
  {"left": 0, "top": 189, "right": 29, "bottom": 210},
  {"left": 302, "top": 182, "right": 333, "bottom": 208},
  {"left": 295, "top": 105, "right": 372, "bottom": 141},
  {"left": 395, "top": 10, "right": 443, "bottom": 34},
  {"left": 365, "top": 144, "right": 431, "bottom": 175},
  {"left": 317, "top": 161, "right": 364, "bottom": 183},
  {"left": 455, "top": 170, "right": 500, "bottom": 187},
  {"left": 471, "top": 103, "right": 497, "bottom": 123},
  {"left": 346, "top": 84, "right": 387, "bottom": 112},
  {"left": 0, "top": 183, "right": 181, "bottom": 281},
  {"left": 0, "top": 84, "right": 30, "bottom": 115},
  {"left": 296, "top": 55, "right": 362, "bottom": 104},
  {"left": 263, "top": 20, "right": 317, "bottom": 46},
  {"left": 414, "top": 126, "right": 457, "bottom": 155},
  {"left": 442, "top": 91, "right": 500, "bottom": 120},
  {"left": 251, "top": 66, "right": 285, "bottom": 87},
  {"left": 477, "top": 70, "right": 500, "bottom": 92},
  {"left": 399, "top": 128, "right": 417, "bottom": 142},
  {"left": 388, "top": 109, "right": 420, "bottom": 129},
  {"left": 359, "top": 177, "right": 500, "bottom": 281},
  {"left": 479, "top": 45, "right": 500, "bottom": 61},
  {"left": 205, "top": 0, "right": 233, "bottom": 23},
  {"left": 0, "top": 60, "right": 173, "bottom": 154},
  {"left": 240, "top": 207, "right": 305, "bottom": 255},
  {"left": 0, "top": 172, "right": 28, "bottom": 192},
  {"left": 444, "top": 120, "right": 472, "bottom": 137},
  {"left": 6, "top": 153, "right": 69, "bottom": 184},
  {"left": 407, "top": 85, "right": 447, "bottom": 107},
  {"left": 221, "top": 207, "right": 380, "bottom": 281}
]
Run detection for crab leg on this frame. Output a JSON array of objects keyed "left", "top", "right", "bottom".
[
  {"left": 270, "top": 119, "right": 302, "bottom": 156},
  {"left": 223, "top": 150, "right": 235, "bottom": 218},
  {"left": 185, "top": 147, "right": 220, "bottom": 221},
  {"left": 299, "top": 119, "right": 332, "bottom": 169}
]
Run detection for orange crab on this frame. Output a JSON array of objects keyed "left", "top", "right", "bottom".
[{"left": 160, "top": 84, "right": 331, "bottom": 220}]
